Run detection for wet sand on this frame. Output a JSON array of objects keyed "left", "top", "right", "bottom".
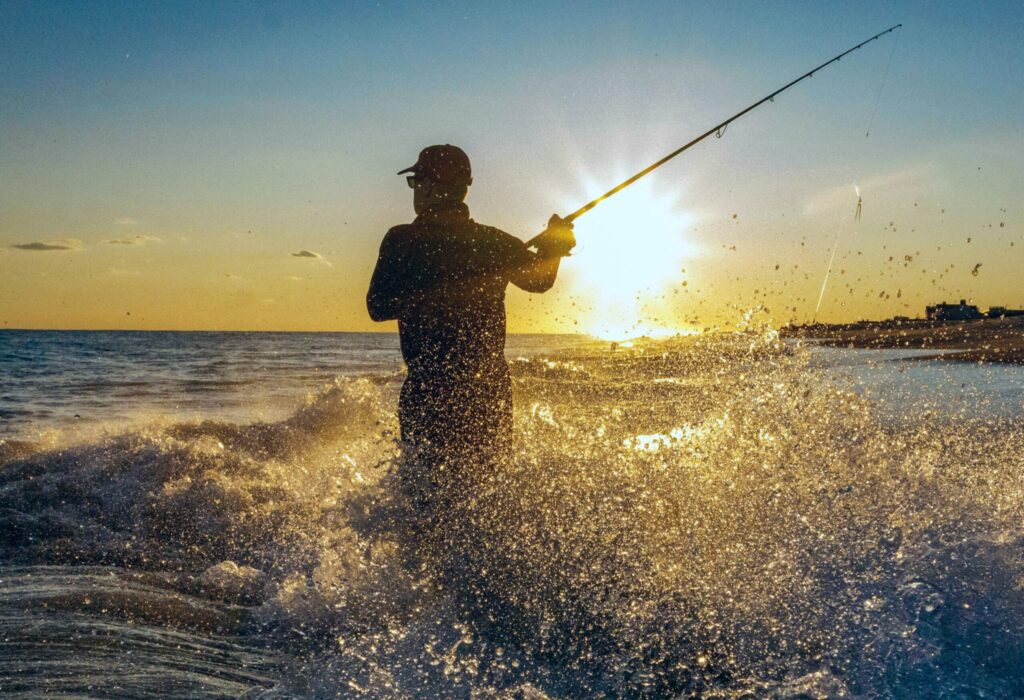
[{"left": 783, "top": 316, "right": 1024, "bottom": 364}]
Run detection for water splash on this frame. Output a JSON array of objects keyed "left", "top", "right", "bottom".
[{"left": 3, "top": 339, "right": 1024, "bottom": 697}]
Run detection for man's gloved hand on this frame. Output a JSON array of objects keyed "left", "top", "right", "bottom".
[{"left": 533, "top": 214, "right": 576, "bottom": 258}]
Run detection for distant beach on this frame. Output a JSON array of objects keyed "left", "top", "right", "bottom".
[{"left": 784, "top": 315, "right": 1024, "bottom": 364}]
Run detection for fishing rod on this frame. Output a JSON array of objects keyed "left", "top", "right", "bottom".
[{"left": 529, "top": 23, "right": 902, "bottom": 247}]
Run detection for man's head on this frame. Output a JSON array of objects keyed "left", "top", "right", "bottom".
[{"left": 398, "top": 145, "right": 472, "bottom": 214}]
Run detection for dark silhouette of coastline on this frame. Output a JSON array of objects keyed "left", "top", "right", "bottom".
[{"left": 784, "top": 311, "right": 1024, "bottom": 364}]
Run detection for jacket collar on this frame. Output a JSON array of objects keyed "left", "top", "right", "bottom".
[{"left": 414, "top": 201, "right": 471, "bottom": 225}]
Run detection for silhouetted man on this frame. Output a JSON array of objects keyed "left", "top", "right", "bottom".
[{"left": 367, "top": 145, "right": 575, "bottom": 470}]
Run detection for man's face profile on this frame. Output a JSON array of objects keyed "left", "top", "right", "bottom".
[
  {"left": 411, "top": 176, "right": 467, "bottom": 216},
  {"left": 411, "top": 176, "right": 431, "bottom": 215}
]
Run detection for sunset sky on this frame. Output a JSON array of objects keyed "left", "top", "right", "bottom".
[{"left": 1, "top": 1, "right": 1021, "bottom": 335}]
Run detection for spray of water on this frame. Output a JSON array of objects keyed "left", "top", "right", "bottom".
[{"left": 3, "top": 331, "right": 1024, "bottom": 697}]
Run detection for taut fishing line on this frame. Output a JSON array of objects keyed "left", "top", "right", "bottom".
[
  {"left": 814, "top": 200, "right": 855, "bottom": 322},
  {"left": 865, "top": 30, "right": 900, "bottom": 138},
  {"left": 527, "top": 24, "right": 902, "bottom": 246},
  {"left": 814, "top": 32, "right": 901, "bottom": 320}
]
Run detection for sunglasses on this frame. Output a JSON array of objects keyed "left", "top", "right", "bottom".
[{"left": 406, "top": 175, "right": 419, "bottom": 189}]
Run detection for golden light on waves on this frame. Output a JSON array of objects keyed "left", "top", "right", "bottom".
[{"left": 564, "top": 177, "right": 700, "bottom": 340}]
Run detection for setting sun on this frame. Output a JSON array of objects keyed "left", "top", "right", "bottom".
[{"left": 563, "top": 177, "right": 699, "bottom": 339}]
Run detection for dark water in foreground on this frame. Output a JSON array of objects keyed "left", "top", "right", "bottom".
[{"left": 1, "top": 329, "right": 1024, "bottom": 697}]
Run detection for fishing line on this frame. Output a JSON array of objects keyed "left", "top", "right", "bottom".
[
  {"left": 527, "top": 23, "right": 902, "bottom": 246},
  {"left": 864, "top": 30, "right": 899, "bottom": 138},
  {"left": 815, "top": 31, "right": 899, "bottom": 319},
  {"left": 813, "top": 204, "right": 853, "bottom": 321}
]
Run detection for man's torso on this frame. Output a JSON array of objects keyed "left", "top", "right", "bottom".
[{"left": 388, "top": 207, "right": 528, "bottom": 376}]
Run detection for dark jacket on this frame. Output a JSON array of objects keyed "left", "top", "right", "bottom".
[{"left": 367, "top": 202, "right": 537, "bottom": 377}]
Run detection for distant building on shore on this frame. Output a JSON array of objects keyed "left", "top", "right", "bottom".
[
  {"left": 987, "top": 306, "right": 1024, "bottom": 319},
  {"left": 926, "top": 300, "right": 983, "bottom": 321}
]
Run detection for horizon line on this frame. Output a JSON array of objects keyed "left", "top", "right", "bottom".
[{"left": 0, "top": 327, "right": 592, "bottom": 336}]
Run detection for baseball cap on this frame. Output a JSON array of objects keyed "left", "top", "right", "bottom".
[{"left": 398, "top": 145, "right": 473, "bottom": 187}]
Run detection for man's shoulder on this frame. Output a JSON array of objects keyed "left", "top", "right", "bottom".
[
  {"left": 379, "top": 223, "right": 420, "bottom": 250},
  {"left": 384, "top": 223, "right": 418, "bottom": 238},
  {"left": 470, "top": 221, "right": 526, "bottom": 249}
]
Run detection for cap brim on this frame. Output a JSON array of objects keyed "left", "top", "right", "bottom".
[{"left": 396, "top": 165, "right": 418, "bottom": 176}]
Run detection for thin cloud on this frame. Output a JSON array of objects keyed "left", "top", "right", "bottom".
[
  {"left": 114, "top": 217, "right": 140, "bottom": 227},
  {"left": 109, "top": 268, "right": 142, "bottom": 276},
  {"left": 103, "top": 234, "right": 161, "bottom": 245},
  {"left": 291, "top": 249, "right": 331, "bottom": 266},
  {"left": 285, "top": 275, "right": 305, "bottom": 281},
  {"left": 11, "top": 238, "right": 83, "bottom": 251}
]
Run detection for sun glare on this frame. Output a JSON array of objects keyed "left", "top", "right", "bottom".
[{"left": 564, "top": 177, "right": 699, "bottom": 340}]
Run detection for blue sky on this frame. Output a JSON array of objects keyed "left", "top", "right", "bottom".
[{"left": 1, "top": 1, "right": 1021, "bottom": 331}]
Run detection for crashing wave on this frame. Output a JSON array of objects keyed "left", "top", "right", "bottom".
[{"left": 2, "top": 339, "right": 1024, "bottom": 697}]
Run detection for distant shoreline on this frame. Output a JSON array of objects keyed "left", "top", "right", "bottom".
[
  {"left": 782, "top": 316, "right": 1024, "bottom": 365},
  {"left": 0, "top": 328, "right": 586, "bottom": 338}
]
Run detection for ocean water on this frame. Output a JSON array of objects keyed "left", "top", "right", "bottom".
[{"left": 1, "top": 329, "right": 1024, "bottom": 698}]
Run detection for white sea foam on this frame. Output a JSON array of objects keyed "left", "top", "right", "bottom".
[{"left": 1, "top": 333, "right": 1024, "bottom": 697}]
